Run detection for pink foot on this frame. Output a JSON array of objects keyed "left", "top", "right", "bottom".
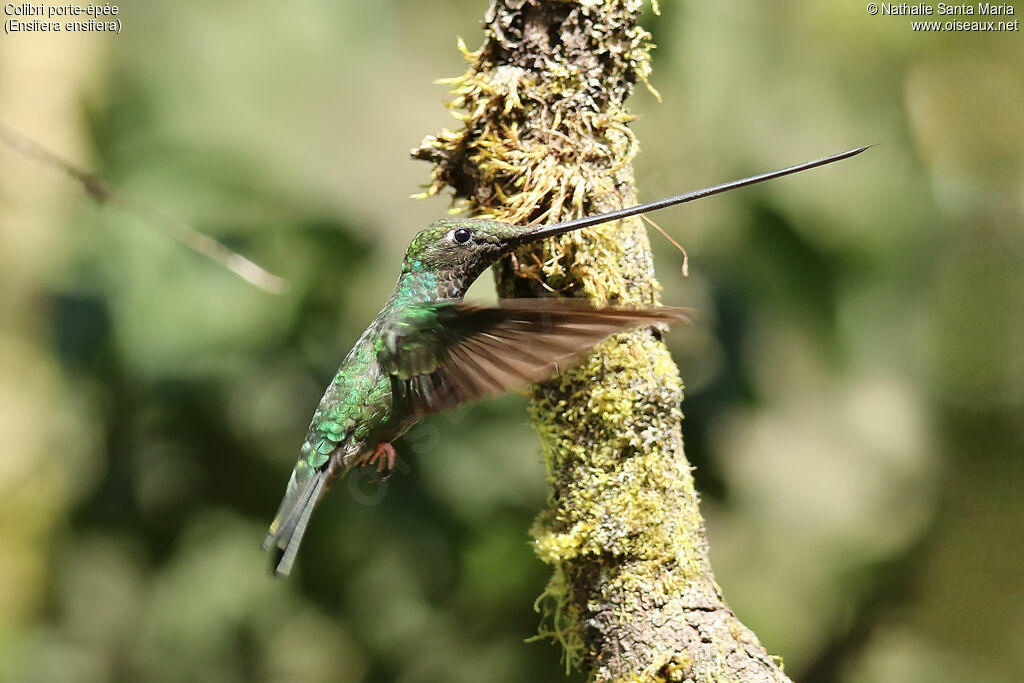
[{"left": 360, "top": 442, "right": 396, "bottom": 473}]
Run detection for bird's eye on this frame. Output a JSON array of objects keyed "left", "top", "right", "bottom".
[{"left": 452, "top": 228, "right": 472, "bottom": 244}]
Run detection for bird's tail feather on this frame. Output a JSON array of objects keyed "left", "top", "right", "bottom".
[{"left": 262, "top": 469, "right": 328, "bottom": 578}]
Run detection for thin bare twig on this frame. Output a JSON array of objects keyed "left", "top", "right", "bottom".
[
  {"left": 640, "top": 213, "right": 689, "bottom": 278},
  {"left": 0, "top": 121, "right": 289, "bottom": 295}
]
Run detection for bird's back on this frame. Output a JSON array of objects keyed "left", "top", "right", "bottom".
[{"left": 264, "top": 322, "right": 398, "bottom": 575}]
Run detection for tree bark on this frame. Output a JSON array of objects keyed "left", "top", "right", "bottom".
[{"left": 414, "top": 2, "right": 791, "bottom": 680}]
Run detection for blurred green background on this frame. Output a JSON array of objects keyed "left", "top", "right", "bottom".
[{"left": 0, "top": 1, "right": 1021, "bottom": 681}]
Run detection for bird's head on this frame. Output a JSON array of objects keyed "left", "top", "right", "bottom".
[{"left": 400, "top": 217, "right": 582, "bottom": 293}]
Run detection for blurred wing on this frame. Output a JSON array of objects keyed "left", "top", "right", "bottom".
[{"left": 377, "top": 299, "right": 689, "bottom": 415}]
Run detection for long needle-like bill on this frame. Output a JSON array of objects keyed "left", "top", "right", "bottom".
[
  {"left": 525, "top": 145, "right": 871, "bottom": 241},
  {"left": 0, "top": 121, "right": 290, "bottom": 295}
]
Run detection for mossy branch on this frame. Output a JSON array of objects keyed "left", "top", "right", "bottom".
[{"left": 414, "top": 1, "right": 791, "bottom": 680}]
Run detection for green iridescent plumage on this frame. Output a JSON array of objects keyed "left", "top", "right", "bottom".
[{"left": 262, "top": 217, "right": 687, "bottom": 577}]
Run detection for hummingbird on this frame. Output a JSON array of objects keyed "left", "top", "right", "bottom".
[{"left": 262, "top": 146, "right": 869, "bottom": 576}]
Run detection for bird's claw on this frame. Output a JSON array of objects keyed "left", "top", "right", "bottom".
[{"left": 360, "top": 442, "right": 396, "bottom": 483}]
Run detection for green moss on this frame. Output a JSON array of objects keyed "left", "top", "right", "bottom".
[
  {"left": 661, "top": 653, "right": 695, "bottom": 682},
  {"left": 528, "top": 564, "right": 587, "bottom": 675},
  {"left": 529, "top": 336, "right": 695, "bottom": 561}
]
